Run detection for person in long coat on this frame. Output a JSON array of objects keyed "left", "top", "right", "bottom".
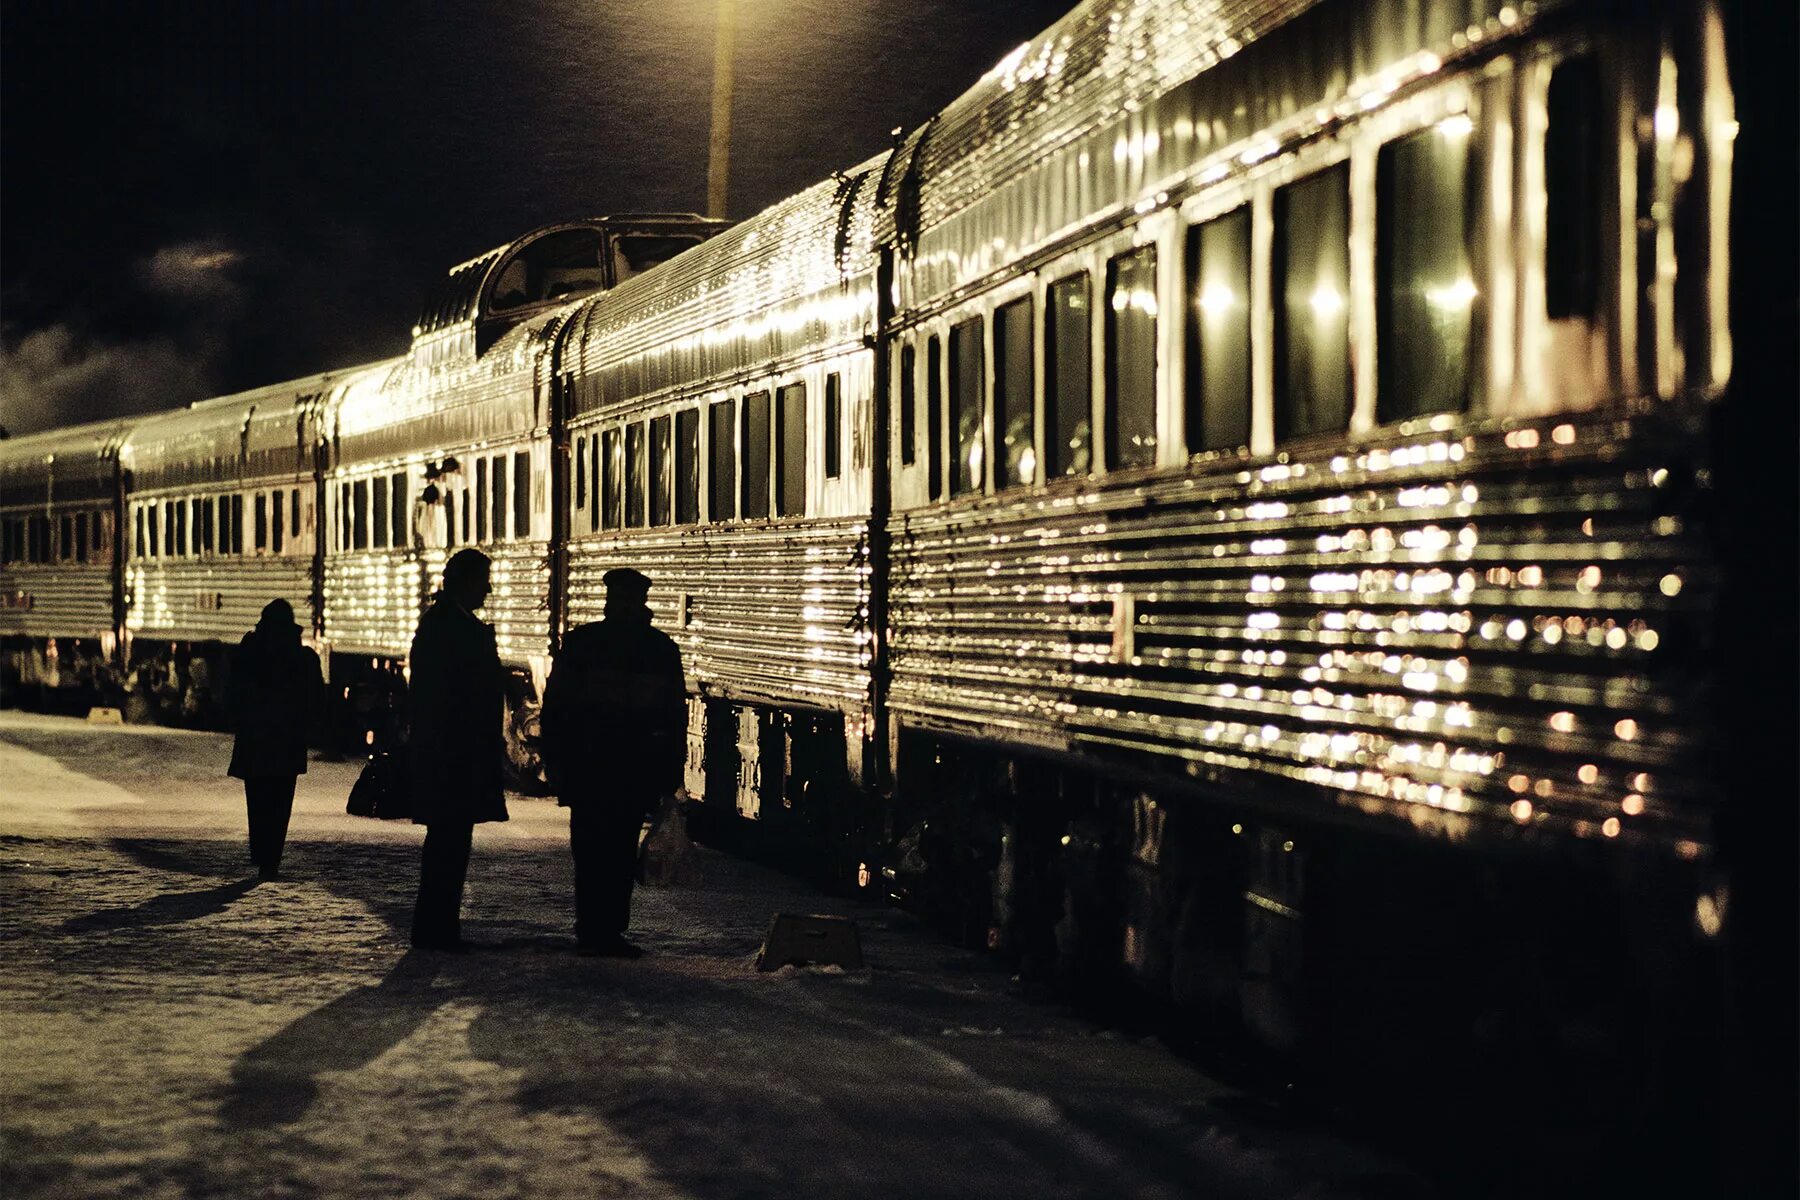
[
  {"left": 539, "top": 567, "right": 686, "bottom": 957},
  {"left": 226, "top": 599, "right": 324, "bottom": 880},
  {"left": 407, "top": 548, "right": 508, "bottom": 950}
]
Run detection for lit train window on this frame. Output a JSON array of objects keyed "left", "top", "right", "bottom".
[
  {"left": 589, "top": 435, "right": 601, "bottom": 533},
  {"left": 927, "top": 336, "right": 944, "bottom": 500},
  {"left": 675, "top": 409, "right": 700, "bottom": 524},
  {"left": 949, "top": 317, "right": 984, "bottom": 496},
  {"left": 511, "top": 454, "right": 529, "bottom": 539},
  {"left": 602, "top": 428, "right": 623, "bottom": 529},
  {"left": 821, "top": 376, "right": 840, "bottom": 481},
  {"left": 491, "top": 454, "right": 509, "bottom": 542},
  {"left": 625, "top": 424, "right": 646, "bottom": 528},
  {"left": 899, "top": 345, "right": 917, "bottom": 467},
  {"left": 1105, "top": 246, "right": 1158, "bottom": 469},
  {"left": 371, "top": 476, "right": 387, "bottom": 550},
  {"left": 995, "top": 297, "right": 1035, "bottom": 489},
  {"left": 1274, "top": 163, "right": 1351, "bottom": 442},
  {"left": 1378, "top": 120, "right": 1476, "bottom": 422},
  {"left": 1045, "top": 273, "right": 1092, "bottom": 478},
  {"left": 777, "top": 383, "right": 806, "bottom": 515},
  {"left": 575, "top": 434, "right": 588, "bottom": 510},
  {"left": 741, "top": 392, "right": 771, "bottom": 520},
  {"left": 708, "top": 401, "right": 736, "bottom": 522},
  {"left": 475, "top": 460, "right": 489, "bottom": 542},
  {"left": 649, "top": 419, "right": 672, "bottom": 527},
  {"left": 352, "top": 480, "right": 369, "bottom": 550},
  {"left": 1185, "top": 207, "right": 1252, "bottom": 452}
]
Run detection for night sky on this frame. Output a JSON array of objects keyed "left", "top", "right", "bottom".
[{"left": 0, "top": 0, "right": 1079, "bottom": 435}]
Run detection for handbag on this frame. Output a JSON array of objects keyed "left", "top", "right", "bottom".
[{"left": 346, "top": 751, "right": 410, "bottom": 819}]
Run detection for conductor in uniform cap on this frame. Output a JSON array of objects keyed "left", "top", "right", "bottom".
[
  {"left": 407, "top": 548, "right": 508, "bottom": 951},
  {"left": 539, "top": 566, "right": 686, "bottom": 957}
]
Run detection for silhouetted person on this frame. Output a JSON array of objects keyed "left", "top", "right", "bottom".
[
  {"left": 226, "top": 599, "right": 324, "bottom": 880},
  {"left": 539, "top": 567, "right": 686, "bottom": 957},
  {"left": 407, "top": 549, "right": 508, "bottom": 950}
]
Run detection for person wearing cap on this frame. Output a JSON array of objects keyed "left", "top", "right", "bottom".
[
  {"left": 226, "top": 598, "right": 324, "bottom": 880},
  {"left": 407, "top": 548, "right": 509, "bottom": 950},
  {"left": 539, "top": 566, "right": 686, "bottom": 957}
]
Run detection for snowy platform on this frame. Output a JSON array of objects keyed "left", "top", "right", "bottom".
[{"left": 0, "top": 711, "right": 1419, "bottom": 1199}]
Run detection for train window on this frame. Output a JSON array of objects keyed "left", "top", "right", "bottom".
[
  {"left": 995, "top": 297, "right": 1035, "bottom": 489},
  {"left": 590, "top": 434, "right": 602, "bottom": 532},
  {"left": 575, "top": 434, "right": 588, "bottom": 510},
  {"left": 371, "top": 476, "right": 387, "bottom": 549},
  {"left": 80, "top": 512, "right": 92, "bottom": 562},
  {"left": 190, "top": 499, "right": 202, "bottom": 555},
  {"left": 337, "top": 484, "right": 350, "bottom": 551},
  {"left": 899, "top": 345, "right": 917, "bottom": 467},
  {"left": 134, "top": 508, "right": 145, "bottom": 559},
  {"left": 164, "top": 502, "right": 175, "bottom": 558},
  {"left": 1275, "top": 163, "right": 1352, "bottom": 442},
  {"left": 175, "top": 499, "right": 189, "bottom": 556},
  {"left": 709, "top": 401, "right": 736, "bottom": 521},
  {"left": 215, "top": 496, "right": 229, "bottom": 556},
  {"left": 1105, "top": 246, "right": 1159, "bottom": 469},
  {"left": 1186, "top": 207, "right": 1253, "bottom": 452},
  {"left": 459, "top": 484, "right": 471, "bottom": 545},
  {"left": 777, "top": 382, "right": 806, "bottom": 515},
  {"left": 821, "top": 376, "right": 840, "bottom": 481},
  {"left": 949, "top": 317, "right": 984, "bottom": 496},
  {"left": 492, "top": 454, "right": 509, "bottom": 542},
  {"left": 59, "top": 515, "right": 74, "bottom": 562},
  {"left": 353, "top": 480, "right": 369, "bottom": 550},
  {"left": 676, "top": 408, "right": 700, "bottom": 524},
  {"left": 200, "top": 500, "right": 214, "bottom": 556},
  {"left": 649, "top": 418, "right": 672, "bottom": 527},
  {"left": 492, "top": 228, "right": 606, "bottom": 310},
  {"left": 1045, "top": 273, "right": 1093, "bottom": 478},
  {"left": 602, "top": 428, "right": 622, "bottom": 529},
  {"left": 476, "top": 459, "right": 489, "bottom": 542},
  {"left": 31, "top": 515, "right": 50, "bottom": 563},
  {"left": 231, "top": 494, "right": 244, "bottom": 555},
  {"left": 741, "top": 391, "right": 771, "bottom": 520},
  {"left": 1545, "top": 57, "right": 1600, "bottom": 321},
  {"left": 625, "top": 423, "right": 646, "bottom": 528},
  {"left": 1378, "top": 120, "right": 1477, "bottom": 422},
  {"left": 511, "top": 453, "right": 529, "bottom": 538},
  {"left": 927, "top": 335, "right": 944, "bottom": 500}
]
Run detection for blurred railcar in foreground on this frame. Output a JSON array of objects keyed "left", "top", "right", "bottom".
[{"left": 0, "top": 0, "right": 1786, "bottom": 1182}]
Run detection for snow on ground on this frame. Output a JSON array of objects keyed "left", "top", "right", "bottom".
[{"left": 0, "top": 712, "right": 1425, "bottom": 1200}]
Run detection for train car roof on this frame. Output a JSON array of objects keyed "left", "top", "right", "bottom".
[
  {"left": 0, "top": 417, "right": 133, "bottom": 502},
  {"left": 121, "top": 363, "right": 390, "bottom": 492},
  {"left": 563, "top": 155, "right": 888, "bottom": 405}
]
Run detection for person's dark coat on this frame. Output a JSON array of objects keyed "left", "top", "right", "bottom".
[
  {"left": 539, "top": 607, "right": 686, "bottom": 810},
  {"left": 226, "top": 618, "right": 324, "bottom": 779},
  {"left": 407, "top": 594, "right": 508, "bottom": 825}
]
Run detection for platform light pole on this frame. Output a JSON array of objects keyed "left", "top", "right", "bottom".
[{"left": 707, "top": 0, "right": 736, "bottom": 220}]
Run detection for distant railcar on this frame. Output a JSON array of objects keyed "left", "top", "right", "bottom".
[{"left": 0, "top": 0, "right": 1778, "bottom": 1166}]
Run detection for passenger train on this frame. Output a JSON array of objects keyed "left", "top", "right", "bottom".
[{"left": 2, "top": 0, "right": 1782, "bottom": 1164}]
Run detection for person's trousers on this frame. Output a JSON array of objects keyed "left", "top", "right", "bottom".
[
  {"left": 412, "top": 821, "right": 474, "bottom": 946},
  {"left": 570, "top": 804, "right": 647, "bottom": 946},
  {"left": 244, "top": 776, "right": 298, "bottom": 872}
]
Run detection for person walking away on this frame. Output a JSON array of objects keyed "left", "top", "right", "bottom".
[
  {"left": 539, "top": 567, "right": 686, "bottom": 957},
  {"left": 226, "top": 599, "right": 324, "bottom": 880},
  {"left": 407, "top": 549, "right": 508, "bottom": 950}
]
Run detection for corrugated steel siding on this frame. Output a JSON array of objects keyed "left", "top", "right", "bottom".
[
  {"left": 323, "top": 542, "right": 551, "bottom": 666},
  {"left": 123, "top": 372, "right": 345, "bottom": 493},
  {"left": 566, "top": 517, "right": 869, "bottom": 712},
  {"left": 0, "top": 565, "right": 115, "bottom": 639},
  {"left": 127, "top": 557, "right": 315, "bottom": 643},
  {"left": 888, "top": 406, "right": 1714, "bottom": 853},
  {"left": 0, "top": 420, "right": 127, "bottom": 507}
]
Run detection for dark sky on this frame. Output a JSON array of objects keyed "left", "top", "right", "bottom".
[{"left": 0, "top": 0, "right": 1078, "bottom": 435}]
